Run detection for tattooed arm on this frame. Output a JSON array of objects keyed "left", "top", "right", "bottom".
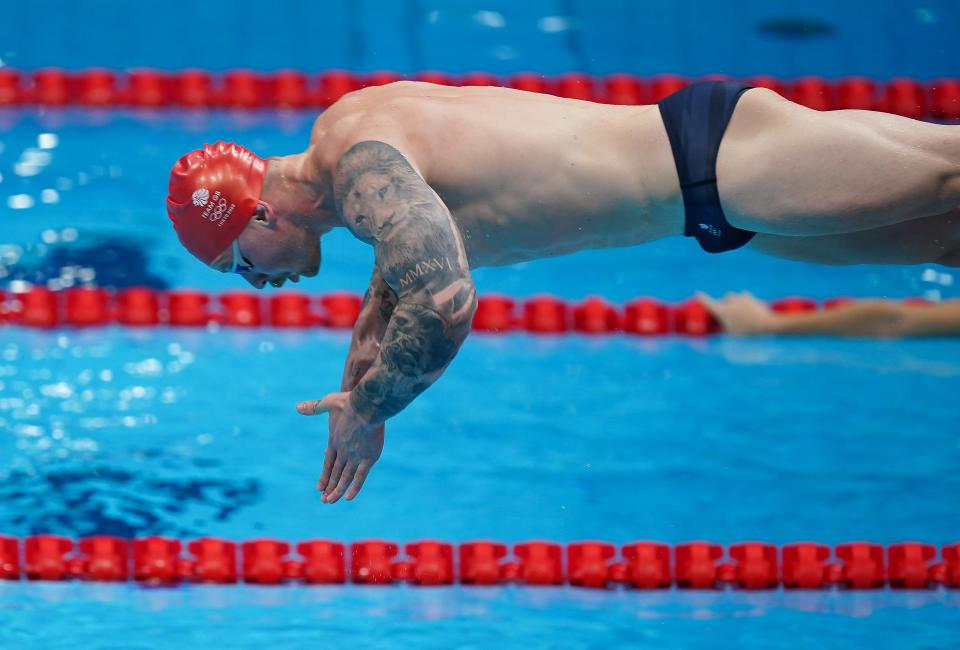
[
  {"left": 337, "top": 140, "right": 477, "bottom": 422},
  {"left": 296, "top": 140, "right": 476, "bottom": 503},
  {"left": 340, "top": 267, "right": 398, "bottom": 392}
]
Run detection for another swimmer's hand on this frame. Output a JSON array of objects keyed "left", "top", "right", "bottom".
[
  {"left": 696, "top": 291, "right": 778, "bottom": 335},
  {"left": 297, "top": 391, "right": 385, "bottom": 503}
]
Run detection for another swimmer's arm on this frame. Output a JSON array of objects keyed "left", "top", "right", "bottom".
[
  {"left": 340, "top": 268, "right": 397, "bottom": 391},
  {"left": 767, "top": 299, "right": 960, "bottom": 337},
  {"left": 699, "top": 292, "right": 960, "bottom": 337},
  {"left": 334, "top": 140, "right": 477, "bottom": 423}
]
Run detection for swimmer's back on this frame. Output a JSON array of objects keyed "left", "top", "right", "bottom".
[{"left": 310, "top": 82, "right": 686, "bottom": 266}]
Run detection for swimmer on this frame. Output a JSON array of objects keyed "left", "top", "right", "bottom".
[
  {"left": 698, "top": 291, "right": 960, "bottom": 337},
  {"left": 166, "top": 80, "right": 960, "bottom": 502}
]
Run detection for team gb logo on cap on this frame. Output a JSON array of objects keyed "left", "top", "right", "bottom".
[{"left": 191, "top": 188, "right": 210, "bottom": 207}]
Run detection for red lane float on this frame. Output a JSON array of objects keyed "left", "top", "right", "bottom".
[
  {"left": 128, "top": 69, "right": 170, "bottom": 107},
  {"left": 366, "top": 71, "right": 404, "bottom": 88},
  {"left": 514, "top": 541, "right": 564, "bottom": 585},
  {"left": 188, "top": 537, "right": 238, "bottom": 584},
  {"left": 568, "top": 541, "right": 615, "bottom": 588},
  {"left": 472, "top": 295, "right": 517, "bottom": 332},
  {"left": 77, "top": 69, "right": 118, "bottom": 107},
  {"left": 671, "top": 300, "right": 720, "bottom": 335},
  {"left": 13, "top": 287, "right": 60, "bottom": 328},
  {"left": 221, "top": 291, "right": 263, "bottom": 327},
  {"left": 242, "top": 539, "right": 291, "bottom": 584},
  {"left": 78, "top": 535, "right": 129, "bottom": 581},
  {"left": 319, "top": 292, "right": 362, "bottom": 328},
  {"left": 133, "top": 536, "right": 182, "bottom": 584},
  {"left": 603, "top": 74, "right": 647, "bottom": 105},
  {"left": 224, "top": 70, "right": 263, "bottom": 109},
  {"left": 415, "top": 71, "right": 455, "bottom": 86},
  {"left": 174, "top": 69, "right": 216, "bottom": 108},
  {"left": 65, "top": 287, "right": 109, "bottom": 326},
  {"left": 269, "top": 292, "right": 316, "bottom": 327},
  {"left": 0, "top": 536, "right": 20, "bottom": 580},
  {"left": 649, "top": 75, "right": 687, "bottom": 103},
  {"left": 747, "top": 75, "right": 786, "bottom": 96},
  {"left": 461, "top": 72, "right": 499, "bottom": 87},
  {"left": 618, "top": 541, "right": 672, "bottom": 589},
  {"left": 835, "top": 542, "right": 885, "bottom": 589},
  {"left": 24, "top": 535, "right": 73, "bottom": 581},
  {"left": 351, "top": 540, "right": 398, "bottom": 584},
  {"left": 0, "top": 290, "right": 945, "bottom": 335},
  {"left": 297, "top": 540, "right": 346, "bottom": 584},
  {"left": 782, "top": 542, "right": 830, "bottom": 589},
  {"left": 273, "top": 70, "right": 309, "bottom": 109},
  {"left": 622, "top": 298, "right": 670, "bottom": 335},
  {"left": 883, "top": 78, "right": 926, "bottom": 120},
  {"left": 931, "top": 79, "right": 960, "bottom": 120},
  {"left": 0, "top": 69, "right": 24, "bottom": 106},
  {"left": 117, "top": 287, "right": 160, "bottom": 325},
  {"left": 522, "top": 296, "right": 569, "bottom": 333},
  {"left": 836, "top": 77, "right": 877, "bottom": 110},
  {"left": 32, "top": 68, "right": 72, "bottom": 106},
  {"left": 317, "top": 71, "right": 361, "bottom": 107},
  {"left": 771, "top": 297, "right": 818, "bottom": 313},
  {"left": 791, "top": 76, "right": 833, "bottom": 111},
  {"left": 888, "top": 542, "right": 936, "bottom": 589},
  {"left": 167, "top": 290, "right": 211, "bottom": 326},
  {"left": 729, "top": 542, "right": 778, "bottom": 589},
  {"left": 674, "top": 541, "right": 722, "bottom": 589},
  {"left": 459, "top": 540, "right": 508, "bottom": 585},
  {"left": 405, "top": 541, "right": 455, "bottom": 585},
  {"left": 556, "top": 73, "right": 596, "bottom": 101},
  {"left": 509, "top": 72, "right": 551, "bottom": 95},
  {"left": 0, "top": 70, "right": 957, "bottom": 119},
  {"left": 573, "top": 296, "right": 619, "bottom": 333}
]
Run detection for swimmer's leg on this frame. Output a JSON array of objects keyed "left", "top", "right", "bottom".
[
  {"left": 716, "top": 88, "right": 960, "bottom": 237},
  {"left": 747, "top": 209, "right": 960, "bottom": 266}
]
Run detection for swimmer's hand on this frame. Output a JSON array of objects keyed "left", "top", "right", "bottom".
[
  {"left": 696, "top": 291, "right": 777, "bottom": 335},
  {"left": 297, "top": 391, "right": 385, "bottom": 503}
]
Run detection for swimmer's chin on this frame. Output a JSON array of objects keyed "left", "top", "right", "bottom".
[{"left": 301, "top": 262, "right": 320, "bottom": 278}]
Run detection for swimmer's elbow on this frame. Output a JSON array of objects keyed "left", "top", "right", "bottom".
[{"left": 432, "top": 277, "right": 478, "bottom": 336}]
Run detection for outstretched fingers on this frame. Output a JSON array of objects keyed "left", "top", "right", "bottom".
[
  {"left": 324, "top": 462, "right": 358, "bottom": 504},
  {"left": 322, "top": 457, "right": 347, "bottom": 502},
  {"left": 345, "top": 463, "right": 372, "bottom": 501},
  {"left": 318, "top": 445, "right": 336, "bottom": 492}
]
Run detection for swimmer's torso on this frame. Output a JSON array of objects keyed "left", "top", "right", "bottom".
[
  {"left": 309, "top": 81, "right": 960, "bottom": 267},
  {"left": 309, "top": 81, "right": 685, "bottom": 267}
]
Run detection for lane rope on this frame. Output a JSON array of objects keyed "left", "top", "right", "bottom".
[
  {"left": 0, "top": 287, "right": 933, "bottom": 335},
  {"left": 2, "top": 535, "right": 957, "bottom": 589},
  {"left": 0, "top": 69, "right": 957, "bottom": 120}
]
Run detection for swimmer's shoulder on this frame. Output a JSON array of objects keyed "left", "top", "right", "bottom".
[{"left": 310, "top": 83, "right": 440, "bottom": 175}]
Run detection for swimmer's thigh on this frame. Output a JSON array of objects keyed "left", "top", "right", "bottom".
[{"left": 716, "top": 88, "right": 960, "bottom": 236}]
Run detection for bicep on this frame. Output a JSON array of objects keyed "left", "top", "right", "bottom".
[{"left": 334, "top": 140, "right": 475, "bottom": 316}]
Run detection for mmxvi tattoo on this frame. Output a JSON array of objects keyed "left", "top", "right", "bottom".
[{"left": 334, "top": 141, "right": 477, "bottom": 423}]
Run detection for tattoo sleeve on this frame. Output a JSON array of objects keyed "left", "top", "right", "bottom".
[
  {"left": 339, "top": 267, "right": 398, "bottom": 391},
  {"left": 334, "top": 140, "right": 477, "bottom": 423}
]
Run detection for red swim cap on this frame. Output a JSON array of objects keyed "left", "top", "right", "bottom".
[{"left": 166, "top": 141, "right": 267, "bottom": 265}]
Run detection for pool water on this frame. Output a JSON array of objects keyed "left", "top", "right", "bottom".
[
  {"left": 0, "top": 326, "right": 959, "bottom": 647},
  {"left": 2, "top": 0, "right": 960, "bottom": 645}
]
